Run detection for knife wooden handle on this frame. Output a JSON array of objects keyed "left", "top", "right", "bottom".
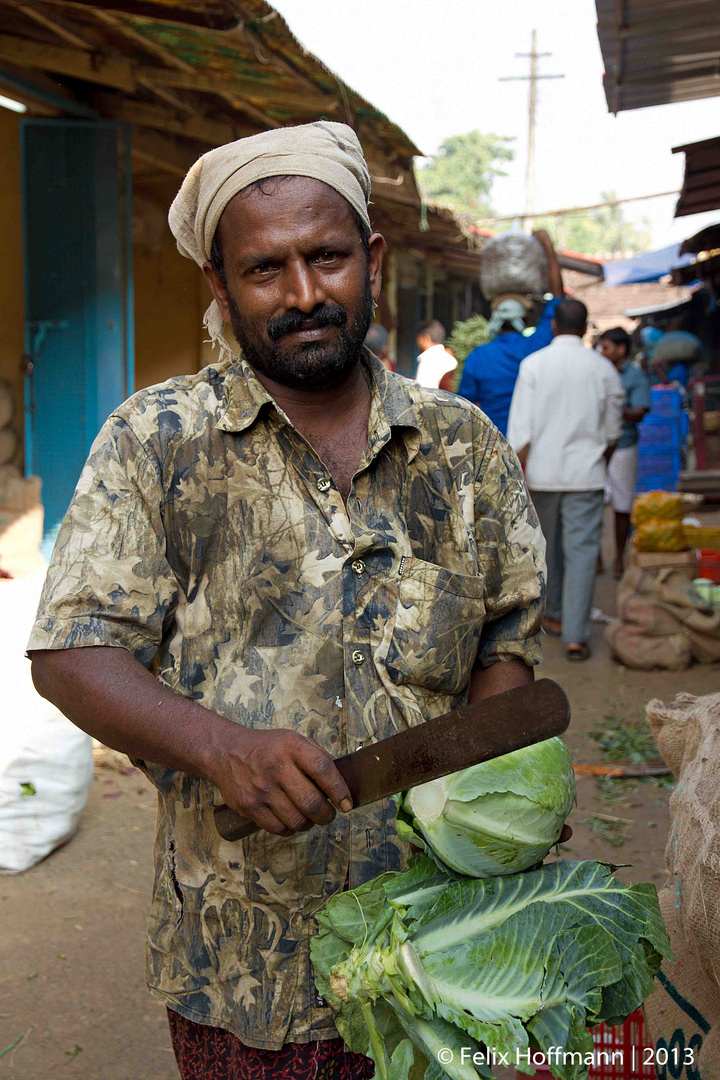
[{"left": 213, "top": 678, "right": 570, "bottom": 843}]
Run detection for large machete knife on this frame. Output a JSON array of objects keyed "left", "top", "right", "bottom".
[{"left": 214, "top": 678, "right": 570, "bottom": 842}]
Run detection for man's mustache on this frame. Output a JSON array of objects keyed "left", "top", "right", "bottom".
[{"left": 267, "top": 303, "right": 347, "bottom": 342}]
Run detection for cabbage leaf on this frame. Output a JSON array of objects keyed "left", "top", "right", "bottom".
[{"left": 311, "top": 857, "right": 671, "bottom": 1080}]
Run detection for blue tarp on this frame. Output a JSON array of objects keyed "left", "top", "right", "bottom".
[{"left": 602, "top": 243, "right": 695, "bottom": 287}]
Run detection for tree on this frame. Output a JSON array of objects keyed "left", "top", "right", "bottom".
[
  {"left": 531, "top": 191, "right": 651, "bottom": 257},
  {"left": 415, "top": 131, "right": 514, "bottom": 218}
]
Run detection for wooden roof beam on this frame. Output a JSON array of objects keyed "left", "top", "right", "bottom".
[
  {"left": 88, "top": 9, "right": 282, "bottom": 131},
  {"left": 38, "top": 0, "right": 239, "bottom": 32},
  {"left": 9, "top": 4, "right": 202, "bottom": 118},
  {"left": 217, "top": 88, "right": 280, "bottom": 129},
  {"left": 0, "top": 29, "right": 278, "bottom": 132},
  {"left": 5, "top": 1, "right": 95, "bottom": 50},
  {"left": 136, "top": 65, "right": 331, "bottom": 111},
  {"left": 93, "top": 91, "right": 255, "bottom": 146},
  {"left": 0, "top": 31, "right": 136, "bottom": 90},
  {"left": 130, "top": 126, "right": 203, "bottom": 176},
  {"left": 88, "top": 7, "right": 195, "bottom": 73},
  {"left": 226, "top": 7, "right": 329, "bottom": 99}
]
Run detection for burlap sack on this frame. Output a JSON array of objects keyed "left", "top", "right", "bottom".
[
  {"left": 647, "top": 692, "right": 720, "bottom": 981},
  {"left": 617, "top": 593, "right": 683, "bottom": 638},
  {"left": 617, "top": 564, "right": 696, "bottom": 609},
  {"left": 610, "top": 564, "right": 720, "bottom": 667},
  {"left": 643, "top": 887, "right": 720, "bottom": 1080},
  {"left": 604, "top": 620, "right": 692, "bottom": 669},
  {"left": 653, "top": 574, "right": 720, "bottom": 664}
]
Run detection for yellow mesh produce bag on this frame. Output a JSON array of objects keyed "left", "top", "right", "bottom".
[
  {"left": 632, "top": 517, "right": 689, "bottom": 552},
  {"left": 631, "top": 491, "right": 684, "bottom": 527}
]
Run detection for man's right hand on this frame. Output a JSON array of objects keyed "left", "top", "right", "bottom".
[
  {"left": 212, "top": 728, "right": 353, "bottom": 836},
  {"left": 30, "top": 646, "right": 353, "bottom": 839}
]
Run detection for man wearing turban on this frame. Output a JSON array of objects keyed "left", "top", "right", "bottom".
[{"left": 29, "top": 122, "right": 547, "bottom": 1078}]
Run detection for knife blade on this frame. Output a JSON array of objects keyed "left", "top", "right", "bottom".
[{"left": 214, "top": 678, "right": 570, "bottom": 843}]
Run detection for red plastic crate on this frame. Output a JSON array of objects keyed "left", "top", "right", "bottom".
[
  {"left": 588, "top": 1012, "right": 654, "bottom": 1078},
  {"left": 698, "top": 549, "right": 720, "bottom": 584},
  {"left": 515, "top": 1011, "right": 654, "bottom": 1078}
]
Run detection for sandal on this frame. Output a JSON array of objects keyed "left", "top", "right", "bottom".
[
  {"left": 566, "top": 643, "right": 590, "bottom": 662},
  {"left": 543, "top": 617, "right": 562, "bottom": 637}
]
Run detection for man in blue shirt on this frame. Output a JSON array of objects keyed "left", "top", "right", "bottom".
[
  {"left": 598, "top": 327, "right": 651, "bottom": 577},
  {"left": 458, "top": 230, "right": 564, "bottom": 435}
]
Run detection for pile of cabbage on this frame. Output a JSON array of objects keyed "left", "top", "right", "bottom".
[{"left": 311, "top": 738, "right": 671, "bottom": 1080}]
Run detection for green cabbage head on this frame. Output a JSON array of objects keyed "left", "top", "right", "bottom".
[{"left": 396, "top": 736, "right": 575, "bottom": 877}]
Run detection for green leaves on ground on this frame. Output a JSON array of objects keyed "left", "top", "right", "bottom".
[{"left": 587, "top": 710, "right": 658, "bottom": 766}]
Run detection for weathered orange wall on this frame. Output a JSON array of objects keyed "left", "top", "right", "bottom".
[
  {"left": 0, "top": 109, "right": 26, "bottom": 464},
  {"left": 132, "top": 183, "right": 210, "bottom": 390}
]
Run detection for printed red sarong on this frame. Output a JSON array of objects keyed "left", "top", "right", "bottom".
[{"left": 167, "top": 1009, "right": 375, "bottom": 1080}]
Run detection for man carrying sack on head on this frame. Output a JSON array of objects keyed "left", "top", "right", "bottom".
[{"left": 28, "top": 122, "right": 546, "bottom": 1080}]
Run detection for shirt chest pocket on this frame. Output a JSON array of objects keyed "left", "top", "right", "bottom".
[{"left": 377, "top": 558, "right": 486, "bottom": 695}]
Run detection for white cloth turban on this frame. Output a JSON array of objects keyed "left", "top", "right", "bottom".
[{"left": 168, "top": 121, "right": 372, "bottom": 360}]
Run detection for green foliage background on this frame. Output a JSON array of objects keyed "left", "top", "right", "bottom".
[
  {"left": 417, "top": 128, "right": 652, "bottom": 257},
  {"left": 415, "top": 131, "right": 514, "bottom": 218},
  {"left": 447, "top": 314, "right": 490, "bottom": 392}
]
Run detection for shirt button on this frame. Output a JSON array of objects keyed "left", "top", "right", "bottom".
[
  {"left": 351, "top": 559, "right": 366, "bottom": 575},
  {"left": 316, "top": 477, "right": 331, "bottom": 492},
  {"left": 351, "top": 650, "right": 365, "bottom": 666}
]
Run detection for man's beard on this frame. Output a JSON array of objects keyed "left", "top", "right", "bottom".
[{"left": 226, "top": 275, "right": 374, "bottom": 390}]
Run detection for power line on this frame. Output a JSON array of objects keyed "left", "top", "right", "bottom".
[
  {"left": 478, "top": 189, "right": 681, "bottom": 226},
  {"left": 499, "top": 29, "right": 564, "bottom": 229}
]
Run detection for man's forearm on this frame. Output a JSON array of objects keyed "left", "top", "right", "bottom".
[
  {"left": 31, "top": 646, "right": 234, "bottom": 781},
  {"left": 533, "top": 229, "right": 564, "bottom": 297},
  {"left": 468, "top": 657, "right": 534, "bottom": 703}
]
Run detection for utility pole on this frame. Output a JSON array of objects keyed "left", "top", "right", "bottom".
[{"left": 499, "top": 31, "right": 564, "bottom": 230}]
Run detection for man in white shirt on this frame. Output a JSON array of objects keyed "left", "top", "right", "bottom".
[
  {"left": 507, "top": 298, "right": 624, "bottom": 661},
  {"left": 415, "top": 319, "right": 457, "bottom": 390}
]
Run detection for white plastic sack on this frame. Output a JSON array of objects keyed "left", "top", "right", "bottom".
[
  {"left": 0, "top": 571, "right": 93, "bottom": 873},
  {"left": 480, "top": 232, "right": 549, "bottom": 299}
]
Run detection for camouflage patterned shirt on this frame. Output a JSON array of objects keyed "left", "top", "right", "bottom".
[{"left": 28, "top": 351, "right": 545, "bottom": 1050}]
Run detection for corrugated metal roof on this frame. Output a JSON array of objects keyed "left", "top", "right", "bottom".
[
  {"left": 679, "top": 219, "right": 720, "bottom": 254},
  {"left": 673, "top": 136, "right": 720, "bottom": 218},
  {"left": 595, "top": 0, "right": 720, "bottom": 113}
]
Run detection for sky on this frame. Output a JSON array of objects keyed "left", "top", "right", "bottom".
[{"left": 272, "top": 0, "right": 720, "bottom": 249}]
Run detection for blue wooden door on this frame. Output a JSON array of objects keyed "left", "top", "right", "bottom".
[{"left": 22, "top": 120, "right": 133, "bottom": 557}]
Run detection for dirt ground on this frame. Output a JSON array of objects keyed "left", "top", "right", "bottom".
[{"left": 2, "top": 516, "right": 719, "bottom": 1079}]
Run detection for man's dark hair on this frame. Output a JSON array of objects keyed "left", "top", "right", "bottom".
[
  {"left": 554, "top": 298, "right": 588, "bottom": 337},
  {"left": 209, "top": 175, "right": 371, "bottom": 285},
  {"left": 599, "top": 326, "right": 631, "bottom": 356},
  {"left": 418, "top": 319, "right": 446, "bottom": 344}
]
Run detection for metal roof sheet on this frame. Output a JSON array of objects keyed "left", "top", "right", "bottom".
[
  {"left": 673, "top": 136, "right": 720, "bottom": 218},
  {"left": 595, "top": 0, "right": 720, "bottom": 113},
  {"left": 679, "top": 219, "right": 720, "bottom": 254}
]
